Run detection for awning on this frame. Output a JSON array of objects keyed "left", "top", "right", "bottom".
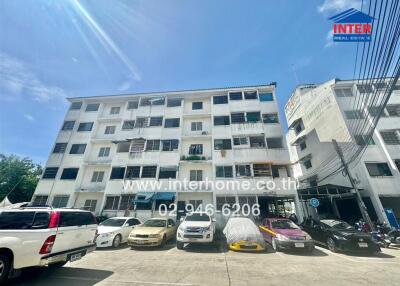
[
  {"left": 134, "top": 192, "right": 155, "bottom": 204},
  {"left": 155, "top": 192, "right": 175, "bottom": 201}
]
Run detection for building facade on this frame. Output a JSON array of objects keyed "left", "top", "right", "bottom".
[
  {"left": 286, "top": 79, "right": 400, "bottom": 225},
  {"left": 33, "top": 84, "right": 297, "bottom": 224}
]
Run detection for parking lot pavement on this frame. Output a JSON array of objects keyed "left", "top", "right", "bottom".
[{"left": 9, "top": 242, "right": 400, "bottom": 286}]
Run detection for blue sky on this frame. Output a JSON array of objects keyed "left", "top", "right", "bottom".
[{"left": 0, "top": 0, "right": 362, "bottom": 164}]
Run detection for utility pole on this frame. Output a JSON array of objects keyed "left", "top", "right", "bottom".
[{"left": 332, "top": 139, "right": 374, "bottom": 231}]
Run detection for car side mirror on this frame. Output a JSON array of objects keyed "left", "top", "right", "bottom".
[
  {"left": 168, "top": 224, "right": 173, "bottom": 228},
  {"left": 124, "top": 223, "right": 129, "bottom": 227}
]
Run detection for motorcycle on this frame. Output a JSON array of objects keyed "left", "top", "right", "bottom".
[
  {"left": 387, "top": 229, "right": 400, "bottom": 245},
  {"left": 355, "top": 220, "right": 391, "bottom": 248}
]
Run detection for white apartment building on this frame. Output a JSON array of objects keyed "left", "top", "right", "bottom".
[
  {"left": 286, "top": 78, "right": 400, "bottom": 225},
  {"left": 32, "top": 84, "right": 297, "bottom": 223}
]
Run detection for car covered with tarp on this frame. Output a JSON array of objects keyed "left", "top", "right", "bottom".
[{"left": 223, "top": 217, "right": 265, "bottom": 251}]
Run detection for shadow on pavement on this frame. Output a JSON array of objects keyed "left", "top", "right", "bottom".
[
  {"left": 9, "top": 267, "right": 113, "bottom": 286},
  {"left": 274, "top": 247, "right": 328, "bottom": 257},
  {"left": 95, "top": 244, "right": 130, "bottom": 251}
]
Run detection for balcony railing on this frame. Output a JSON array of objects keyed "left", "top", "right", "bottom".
[{"left": 180, "top": 155, "right": 212, "bottom": 162}]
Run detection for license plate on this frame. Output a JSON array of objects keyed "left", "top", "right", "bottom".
[
  {"left": 294, "top": 243, "right": 305, "bottom": 248},
  {"left": 135, "top": 240, "right": 145, "bottom": 244},
  {"left": 358, "top": 243, "right": 368, "bottom": 248},
  {"left": 70, "top": 253, "right": 82, "bottom": 262}
]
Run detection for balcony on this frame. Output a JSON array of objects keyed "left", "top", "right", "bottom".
[
  {"left": 182, "top": 130, "right": 211, "bottom": 139},
  {"left": 76, "top": 184, "right": 106, "bottom": 192},
  {"left": 230, "top": 122, "right": 264, "bottom": 135},
  {"left": 180, "top": 155, "right": 212, "bottom": 163}
]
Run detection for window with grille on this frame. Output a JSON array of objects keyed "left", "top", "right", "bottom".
[
  {"left": 52, "top": 196, "right": 69, "bottom": 208},
  {"left": 365, "top": 162, "right": 393, "bottom": 177},
  {"left": 85, "top": 103, "right": 100, "bottom": 112},
  {"left": 164, "top": 118, "right": 180, "bottom": 128},
  {"left": 32, "top": 195, "right": 48, "bottom": 206},
  {"left": 70, "top": 144, "right": 86, "bottom": 154},
  {"left": 386, "top": 105, "right": 400, "bottom": 117},
  {"left": 233, "top": 136, "right": 248, "bottom": 146},
  {"left": 42, "top": 167, "right": 58, "bottom": 179},
  {"left": 146, "top": 140, "right": 160, "bottom": 151},
  {"left": 214, "top": 116, "right": 230, "bottom": 126},
  {"left": 167, "top": 98, "right": 182, "bottom": 107},
  {"left": 78, "top": 122, "right": 93, "bottom": 131},
  {"left": 262, "top": 113, "right": 279, "bottom": 123},
  {"left": 60, "top": 168, "right": 79, "bottom": 180},
  {"left": 335, "top": 88, "right": 353, "bottom": 97},
  {"left": 125, "top": 166, "right": 141, "bottom": 179},
  {"left": 244, "top": 91, "right": 257, "bottom": 100},
  {"left": 70, "top": 102, "right": 82, "bottom": 110},
  {"left": 105, "top": 126, "right": 116, "bottom": 134},
  {"left": 122, "top": 120, "right": 135, "bottom": 130},
  {"left": 235, "top": 165, "right": 251, "bottom": 177},
  {"left": 91, "top": 171, "right": 104, "bottom": 183},
  {"left": 158, "top": 167, "right": 177, "bottom": 179},
  {"left": 119, "top": 195, "right": 135, "bottom": 210},
  {"left": 127, "top": 100, "right": 139, "bottom": 109},
  {"left": 266, "top": 137, "right": 283, "bottom": 149},
  {"left": 380, "top": 130, "right": 400, "bottom": 145},
  {"left": 253, "top": 164, "right": 271, "bottom": 177},
  {"left": 191, "top": 122, "right": 203, "bottom": 131},
  {"left": 149, "top": 117, "right": 163, "bottom": 127},
  {"left": 357, "top": 84, "right": 373, "bottom": 94},
  {"left": 249, "top": 136, "right": 265, "bottom": 148},
  {"left": 213, "top": 95, "right": 228, "bottom": 104},
  {"left": 214, "top": 139, "right": 232, "bottom": 150},
  {"left": 190, "top": 170, "right": 203, "bottom": 181},
  {"left": 216, "top": 166, "right": 233, "bottom": 178},
  {"left": 216, "top": 196, "right": 236, "bottom": 210},
  {"left": 344, "top": 110, "right": 365, "bottom": 119},
  {"left": 231, "top": 112, "right": 245, "bottom": 123},
  {"left": 229, "top": 92, "right": 243, "bottom": 100},
  {"left": 354, "top": 135, "right": 375, "bottom": 146},
  {"left": 110, "top": 167, "right": 126, "bottom": 179},
  {"left": 135, "top": 117, "right": 149, "bottom": 128},
  {"left": 161, "top": 140, "right": 179, "bottom": 151},
  {"left": 189, "top": 144, "right": 203, "bottom": 155},
  {"left": 83, "top": 200, "right": 97, "bottom": 212},
  {"left": 110, "top": 106, "right": 120, "bottom": 114},
  {"left": 368, "top": 106, "right": 385, "bottom": 117},
  {"left": 141, "top": 166, "right": 157, "bottom": 178},
  {"left": 238, "top": 196, "right": 257, "bottom": 208},
  {"left": 62, "top": 121, "right": 75, "bottom": 131},
  {"left": 53, "top": 143, "right": 67, "bottom": 153},
  {"left": 98, "top": 147, "right": 110, "bottom": 157},
  {"left": 104, "top": 196, "right": 120, "bottom": 210}
]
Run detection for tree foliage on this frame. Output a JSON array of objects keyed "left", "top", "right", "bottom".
[{"left": 0, "top": 154, "right": 42, "bottom": 203}]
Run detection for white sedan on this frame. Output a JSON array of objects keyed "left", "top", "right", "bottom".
[{"left": 96, "top": 217, "right": 142, "bottom": 248}]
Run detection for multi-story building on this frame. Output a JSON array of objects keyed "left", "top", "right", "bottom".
[
  {"left": 32, "top": 84, "right": 296, "bottom": 223},
  {"left": 286, "top": 78, "right": 400, "bottom": 225}
]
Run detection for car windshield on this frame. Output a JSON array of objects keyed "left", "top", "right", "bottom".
[
  {"left": 100, "top": 218, "right": 126, "bottom": 227},
  {"left": 271, "top": 220, "right": 300, "bottom": 230},
  {"left": 185, "top": 213, "right": 211, "bottom": 222},
  {"left": 321, "top": 220, "right": 352, "bottom": 229},
  {"left": 143, "top": 219, "right": 166, "bottom": 227}
]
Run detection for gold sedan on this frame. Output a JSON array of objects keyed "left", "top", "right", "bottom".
[{"left": 128, "top": 218, "right": 176, "bottom": 248}]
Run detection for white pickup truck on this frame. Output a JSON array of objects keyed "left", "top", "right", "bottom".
[
  {"left": 0, "top": 207, "right": 98, "bottom": 283},
  {"left": 176, "top": 212, "right": 216, "bottom": 249}
]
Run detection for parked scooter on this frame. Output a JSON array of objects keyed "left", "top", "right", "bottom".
[
  {"left": 355, "top": 220, "right": 391, "bottom": 248},
  {"left": 387, "top": 228, "right": 400, "bottom": 245}
]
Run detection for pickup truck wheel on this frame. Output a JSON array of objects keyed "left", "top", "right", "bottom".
[
  {"left": 0, "top": 254, "right": 11, "bottom": 284},
  {"left": 177, "top": 241, "right": 184, "bottom": 250},
  {"left": 112, "top": 234, "right": 121, "bottom": 248}
]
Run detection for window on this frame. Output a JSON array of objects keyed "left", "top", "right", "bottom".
[
  {"left": 70, "top": 102, "right": 82, "bottom": 110},
  {"left": 119, "top": 195, "right": 135, "bottom": 210},
  {"left": 365, "top": 162, "right": 393, "bottom": 177},
  {"left": 244, "top": 91, "right": 258, "bottom": 100},
  {"left": 216, "top": 196, "right": 236, "bottom": 210},
  {"left": 110, "top": 167, "right": 126, "bottom": 179},
  {"left": 149, "top": 116, "right": 163, "bottom": 127},
  {"left": 357, "top": 84, "right": 373, "bottom": 94},
  {"left": 266, "top": 137, "right": 283, "bottom": 149},
  {"left": 191, "top": 122, "right": 203, "bottom": 131},
  {"left": 141, "top": 166, "right": 157, "bottom": 178},
  {"left": 164, "top": 118, "right": 180, "bottom": 128},
  {"left": 146, "top": 140, "right": 160, "bottom": 151},
  {"left": 52, "top": 196, "right": 69, "bottom": 208},
  {"left": 158, "top": 167, "right": 177, "bottom": 179},
  {"left": 140, "top": 97, "right": 165, "bottom": 106},
  {"left": 253, "top": 164, "right": 272, "bottom": 177},
  {"left": 368, "top": 106, "right": 385, "bottom": 117},
  {"left": 216, "top": 166, "right": 233, "bottom": 178},
  {"left": 335, "top": 88, "right": 353, "bottom": 97},
  {"left": 303, "top": 160, "right": 312, "bottom": 169},
  {"left": 162, "top": 140, "right": 179, "bottom": 151},
  {"left": 78, "top": 122, "right": 93, "bottom": 132},
  {"left": 380, "top": 130, "right": 400, "bottom": 145},
  {"left": 110, "top": 106, "right": 120, "bottom": 115},
  {"left": 300, "top": 141, "right": 307, "bottom": 150},
  {"left": 231, "top": 113, "right": 245, "bottom": 123},
  {"left": 213, "top": 95, "right": 228, "bottom": 104},
  {"left": 192, "top": 102, "right": 203, "bottom": 110},
  {"left": 345, "top": 110, "right": 365, "bottom": 119},
  {"left": 125, "top": 166, "right": 141, "bottom": 179},
  {"left": 236, "top": 165, "right": 251, "bottom": 177},
  {"left": 214, "top": 139, "right": 232, "bottom": 150},
  {"left": 249, "top": 136, "right": 265, "bottom": 147},
  {"left": 42, "top": 167, "right": 58, "bottom": 179},
  {"left": 229, "top": 91, "right": 242, "bottom": 100},
  {"left": 246, "top": 112, "right": 261, "bottom": 122},
  {"left": 214, "top": 116, "right": 230, "bottom": 126},
  {"left": 167, "top": 98, "right": 182, "bottom": 107},
  {"left": 259, "top": 92, "right": 273, "bottom": 102},
  {"left": 386, "top": 105, "right": 400, "bottom": 117},
  {"left": 189, "top": 144, "right": 203, "bottom": 155},
  {"left": 233, "top": 136, "right": 248, "bottom": 146},
  {"left": 271, "top": 165, "right": 280, "bottom": 178},
  {"left": 122, "top": 120, "right": 135, "bottom": 130},
  {"left": 127, "top": 100, "right": 139, "bottom": 109},
  {"left": 58, "top": 212, "right": 95, "bottom": 226},
  {"left": 238, "top": 196, "right": 257, "bottom": 208},
  {"left": 69, "top": 144, "right": 86, "bottom": 154},
  {"left": 62, "top": 121, "right": 75, "bottom": 131},
  {"left": 295, "top": 123, "right": 303, "bottom": 135},
  {"left": 135, "top": 117, "right": 149, "bottom": 128},
  {"left": 374, "top": 82, "right": 387, "bottom": 90},
  {"left": 60, "top": 168, "right": 79, "bottom": 180},
  {"left": 83, "top": 200, "right": 97, "bottom": 212},
  {"left": 189, "top": 200, "right": 203, "bottom": 210},
  {"left": 117, "top": 142, "right": 134, "bottom": 155},
  {"left": 105, "top": 126, "right": 116, "bottom": 134},
  {"left": 53, "top": 143, "right": 67, "bottom": 153},
  {"left": 354, "top": 135, "right": 375, "bottom": 146},
  {"left": 32, "top": 195, "right": 48, "bottom": 206},
  {"left": 190, "top": 170, "right": 203, "bottom": 181},
  {"left": 91, "top": 171, "right": 104, "bottom": 183},
  {"left": 98, "top": 147, "right": 110, "bottom": 157},
  {"left": 104, "top": 196, "right": 120, "bottom": 210},
  {"left": 85, "top": 103, "right": 100, "bottom": 112},
  {"left": 262, "top": 113, "right": 279, "bottom": 123}
]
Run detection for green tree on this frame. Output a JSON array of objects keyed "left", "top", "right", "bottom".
[{"left": 0, "top": 154, "right": 42, "bottom": 203}]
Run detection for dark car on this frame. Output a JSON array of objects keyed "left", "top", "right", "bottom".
[{"left": 301, "top": 219, "right": 380, "bottom": 254}]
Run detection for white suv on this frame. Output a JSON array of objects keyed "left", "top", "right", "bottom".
[
  {"left": 176, "top": 212, "right": 216, "bottom": 249},
  {"left": 0, "top": 207, "right": 98, "bottom": 283}
]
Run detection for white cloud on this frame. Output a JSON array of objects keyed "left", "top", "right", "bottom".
[
  {"left": 318, "top": 0, "right": 362, "bottom": 14},
  {"left": 118, "top": 81, "right": 131, "bottom": 92},
  {"left": 0, "top": 52, "right": 66, "bottom": 102},
  {"left": 23, "top": 113, "right": 35, "bottom": 121},
  {"left": 324, "top": 30, "right": 337, "bottom": 48}
]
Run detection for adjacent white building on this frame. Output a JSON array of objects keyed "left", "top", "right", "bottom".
[
  {"left": 286, "top": 79, "right": 400, "bottom": 225},
  {"left": 33, "top": 84, "right": 297, "bottom": 223}
]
